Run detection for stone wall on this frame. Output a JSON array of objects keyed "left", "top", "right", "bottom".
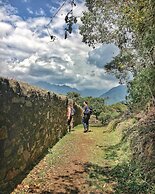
[
  {"left": 73, "top": 103, "right": 83, "bottom": 127},
  {"left": 0, "top": 78, "right": 82, "bottom": 193}
]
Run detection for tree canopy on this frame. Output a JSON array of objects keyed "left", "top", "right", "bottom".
[
  {"left": 80, "top": 0, "right": 155, "bottom": 109},
  {"left": 80, "top": 0, "right": 155, "bottom": 75}
]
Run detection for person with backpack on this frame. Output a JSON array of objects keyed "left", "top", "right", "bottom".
[{"left": 82, "top": 101, "right": 92, "bottom": 133}]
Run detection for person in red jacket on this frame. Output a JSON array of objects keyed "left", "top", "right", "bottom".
[{"left": 67, "top": 103, "right": 75, "bottom": 132}]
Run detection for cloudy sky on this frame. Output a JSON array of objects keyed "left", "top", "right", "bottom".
[{"left": 0, "top": 0, "right": 120, "bottom": 91}]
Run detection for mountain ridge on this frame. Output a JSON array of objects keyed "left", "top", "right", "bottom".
[
  {"left": 33, "top": 81, "right": 106, "bottom": 97},
  {"left": 34, "top": 81, "right": 79, "bottom": 95},
  {"left": 33, "top": 81, "right": 127, "bottom": 103},
  {"left": 100, "top": 85, "right": 127, "bottom": 104}
]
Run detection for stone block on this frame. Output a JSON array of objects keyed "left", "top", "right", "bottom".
[
  {"left": 17, "top": 145, "right": 24, "bottom": 155},
  {"left": 23, "top": 150, "right": 30, "bottom": 162},
  {"left": 47, "top": 111, "right": 50, "bottom": 119},
  {"left": 20, "top": 163, "right": 26, "bottom": 171},
  {"left": 4, "top": 148, "right": 12, "bottom": 157},
  {"left": 0, "top": 168, "right": 6, "bottom": 181},
  {"left": 12, "top": 97, "right": 21, "bottom": 103},
  {"left": 6, "top": 168, "right": 19, "bottom": 181},
  {"left": 0, "top": 127, "right": 8, "bottom": 140},
  {"left": 35, "top": 132, "right": 40, "bottom": 139},
  {"left": 25, "top": 101, "right": 32, "bottom": 107}
]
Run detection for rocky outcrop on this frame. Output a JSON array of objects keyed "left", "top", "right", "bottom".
[{"left": 0, "top": 77, "right": 82, "bottom": 193}]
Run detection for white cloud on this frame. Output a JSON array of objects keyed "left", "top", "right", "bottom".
[
  {"left": 35, "top": 8, "right": 45, "bottom": 16},
  {"left": 0, "top": 2, "right": 18, "bottom": 15},
  {"left": 22, "top": 0, "right": 29, "bottom": 2},
  {"left": 87, "top": 44, "right": 120, "bottom": 68},
  {"left": 0, "top": 22, "right": 13, "bottom": 37},
  {"left": 27, "top": 8, "right": 33, "bottom": 15},
  {"left": 0, "top": 2, "right": 119, "bottom": 91},
  {"left": 46, "top": 3, "right": 57, "bottom": 14}
]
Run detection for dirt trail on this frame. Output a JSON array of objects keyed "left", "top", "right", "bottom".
[{"left": 12, "top": 125, "right": 120, "bottom": 194}]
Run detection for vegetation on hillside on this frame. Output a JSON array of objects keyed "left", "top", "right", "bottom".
[
  {"left": 67, "top": 92, "right": 127, "bottom": 125},
  {"left": 127, "top": 67, "right": 155, "bottom": 110},
  {"left": 80, "top": 0, "right": 155, "bottom": 110}
]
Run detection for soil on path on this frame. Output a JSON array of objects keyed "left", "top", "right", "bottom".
[{"left": 12, "top": 125, "right": 122, "bottom": 194}]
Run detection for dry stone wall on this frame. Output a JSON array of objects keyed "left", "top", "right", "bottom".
[{"left": 0, "top": 77, "right": 82, "bottom": 193}]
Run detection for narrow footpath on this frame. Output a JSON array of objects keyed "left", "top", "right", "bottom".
[{"left": 12, "top": 124, "right": 130, "bottom": 194}]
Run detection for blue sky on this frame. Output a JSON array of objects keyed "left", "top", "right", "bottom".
[
  {"left": 6, "top": 0, "right": 61, "bottom": 18},
  {"left": 0, "top": 0, "right": 120, "bottom": 90}
]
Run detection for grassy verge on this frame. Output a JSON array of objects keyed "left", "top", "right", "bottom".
[{"left": 85, "top": 119, "right": 155, "bottom": 193}]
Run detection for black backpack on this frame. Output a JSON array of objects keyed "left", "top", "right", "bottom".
[
  {"left": 89, "top": 106, "right": 93, "bottom": 115},
  {"left": 71, "top": 107, "right": 76, "bottom": 116}
]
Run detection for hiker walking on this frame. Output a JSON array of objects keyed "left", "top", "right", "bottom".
[
  {"left": 82, "top": 101, "right": 91, "bottom": 133},
  {"left": 67, "top": 102, "right": 75, "bottom": 132}
]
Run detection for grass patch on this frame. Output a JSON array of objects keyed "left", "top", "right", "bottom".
[
  {"left": 88, "top": 123, "right": 130, "bottom": 167},
  {"left": 45, "top": 125, "right": 86, "bottom": 167},
  {"left": 84, "top": 161, "right": 154, "bottom": 194},
  {"left": 85, "top": 119, "right": 155, "bottom": 193}
]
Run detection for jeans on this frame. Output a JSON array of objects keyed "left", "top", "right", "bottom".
[
  {"left": 67, "top": 116, "right": 72, "bottom": 131},
  {"left": 82, "top": 114, "right": 90, "bottom": 131}
]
